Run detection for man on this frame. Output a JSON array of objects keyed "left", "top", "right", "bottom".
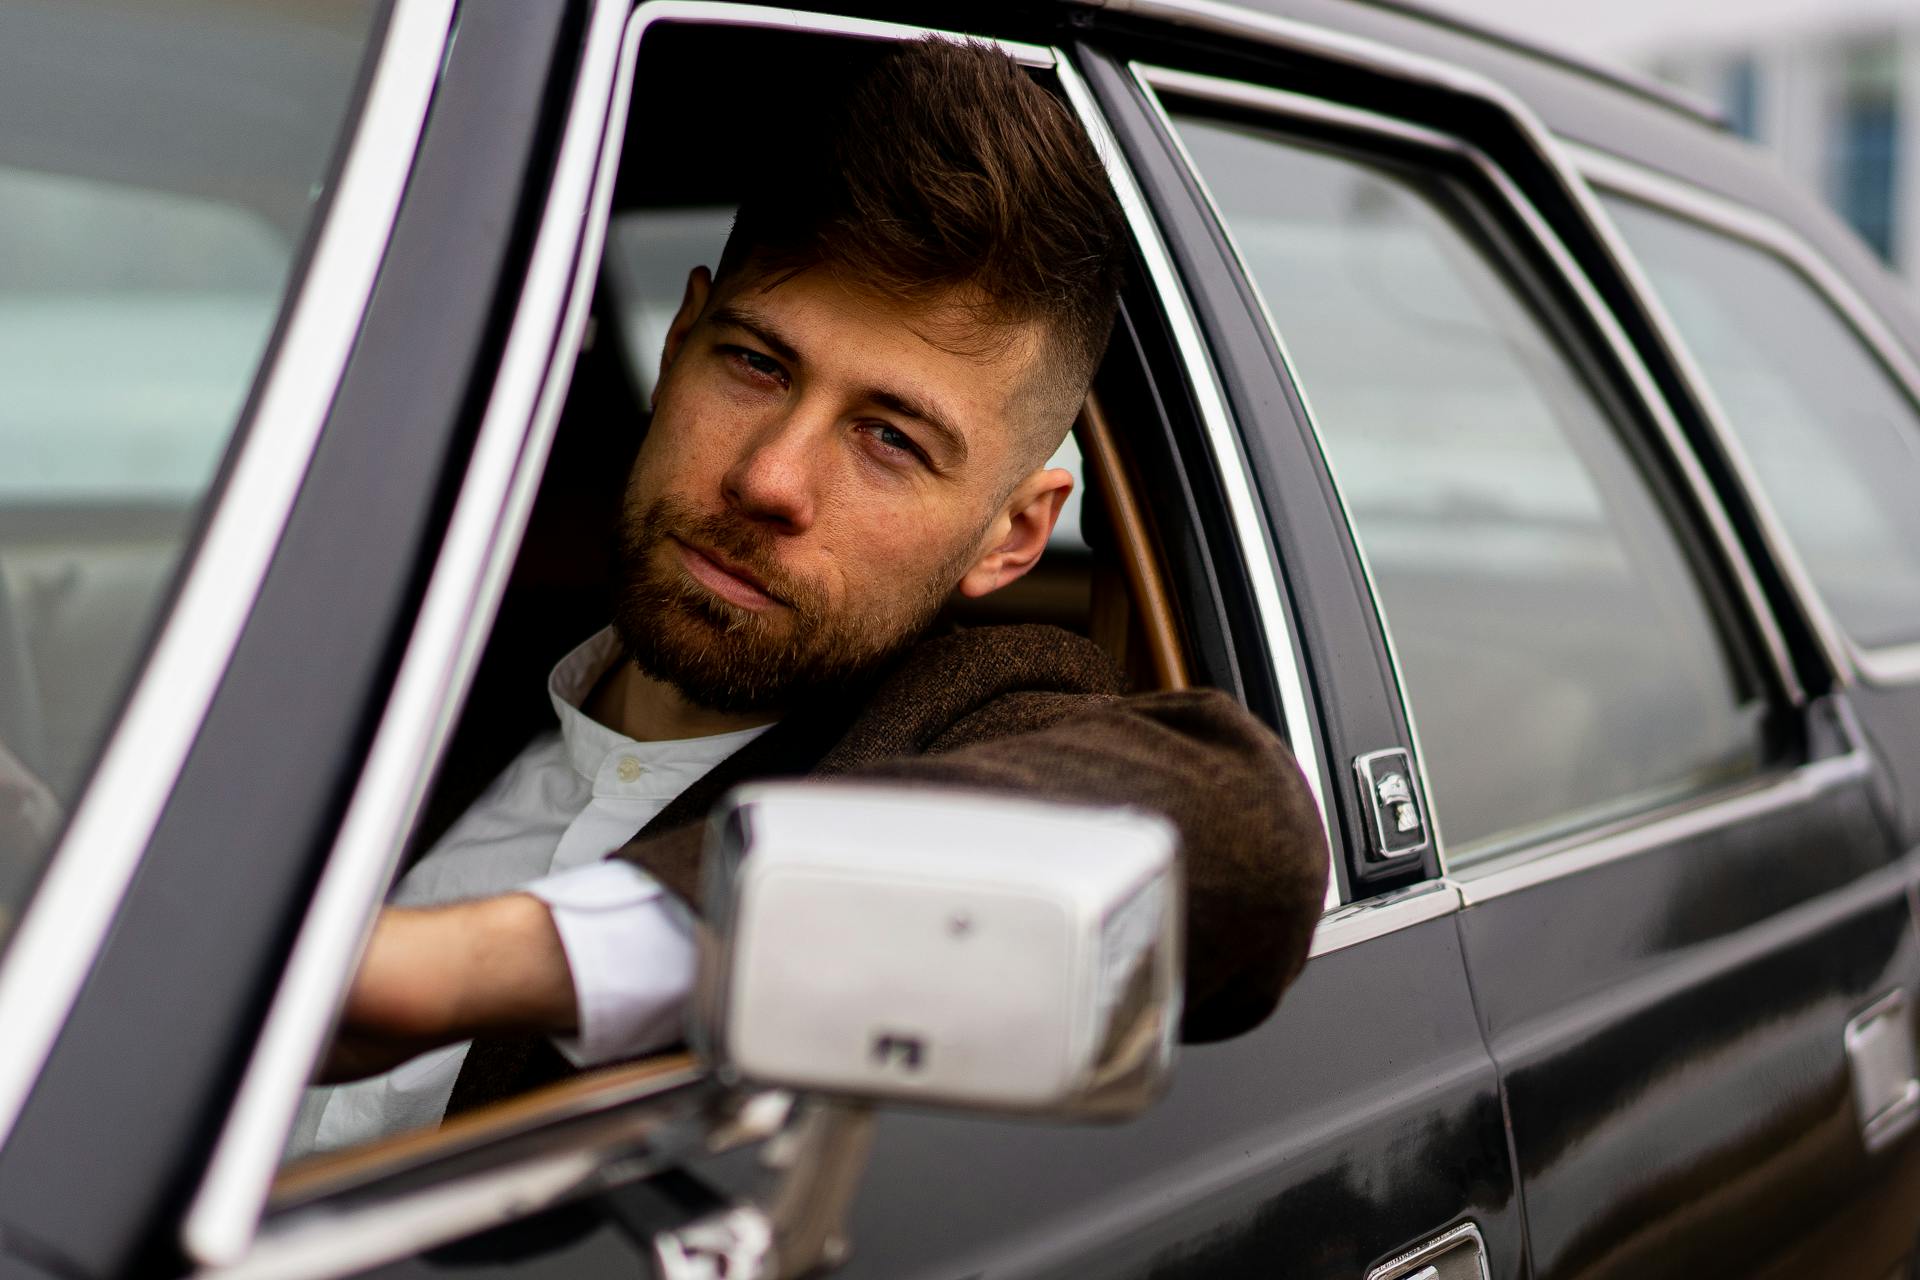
[{"left": 297, "top": 37, "right": 1326, "bottom": 1155}]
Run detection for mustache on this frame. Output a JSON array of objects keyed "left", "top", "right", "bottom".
[{"left": 635, "top": 497, "right": 825, "bottom": 614}]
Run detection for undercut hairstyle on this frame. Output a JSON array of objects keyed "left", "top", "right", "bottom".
[{"left": 714, "top": 36, "right": 1127, "bottom": 466}]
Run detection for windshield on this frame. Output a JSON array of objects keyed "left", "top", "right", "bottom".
[{"left": 0, "top": 0, "right": 384, "bottom": 951}]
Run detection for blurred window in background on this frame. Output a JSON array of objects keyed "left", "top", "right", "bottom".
[
  {"left": 1723, "top": 55, "right": 1761, "bottom": 142},
  {"left": 1606, "top": 195, "right": 1920, "bottom": 654},
  {"left": 1831, "top": 39, "right": 1901, "bottom": 264},
  {"left": 0, "top": 0, "right": 381, "bottom": 948},
  {"left": 1173, "top": 115, "right": 1765, "bottom": 862}
]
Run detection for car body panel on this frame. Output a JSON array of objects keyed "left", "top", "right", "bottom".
[{"left": 1458, "top": 764, "right": 1920, "bottom": 1278}]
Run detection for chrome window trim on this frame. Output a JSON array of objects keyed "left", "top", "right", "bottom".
[
  {"left": 1053, "top": 58, "right": 1337, "bottom": 909},
  {"left": 182, "top": 5, "right": 1134, "bottom": 1266},
  {"left": 1456, "top": 749, "right": 1871, "bottom": 904},
  {"left": 1072, "top": 0, "right": 1730, "bottom": 129},
  {"left": 181, "top": 0, "right": 638, "bottom": 1260},
  {"left": 1571, "top": 142, "right": 1920, "bottom": 688},
  {"left": 1308, "top": 879, "right": 1461, "bottom": 958},
  {"left": 200, "top": 1066, "right": 709, "bottom": 1280},
  {"left": 0, "top": 0, "right": 455, "bottom": 1155},
  {"left": 1135, "top": 63, "right": 1803, "bottom": 878}
]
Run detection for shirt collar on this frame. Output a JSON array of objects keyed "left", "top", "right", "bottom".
[{"left": 546, "top": 627, "right": 772, "bottom": 797}]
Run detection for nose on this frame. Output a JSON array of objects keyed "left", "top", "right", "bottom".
[{"left": 721, "top": 408, "right": 821, "bottom": 533}]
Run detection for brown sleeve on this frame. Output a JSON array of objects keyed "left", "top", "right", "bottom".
[{"left": 620, "top": 685, "right": 1327, "bottom": 1043}]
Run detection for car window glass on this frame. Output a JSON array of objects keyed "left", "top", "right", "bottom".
[
  {"left": 1603, "top": 195, "right": 1920, "bottom": 652},
  {"left": 1171, "top": 113, "right": 1765, "bottom": 861},
  {"left": 0, "top": 0, "right": 381, "bottom": 948}
]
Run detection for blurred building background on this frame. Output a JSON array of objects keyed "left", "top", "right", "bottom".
[{"left": 1420, "top": 0, "right": 1920, "bottom": 282}]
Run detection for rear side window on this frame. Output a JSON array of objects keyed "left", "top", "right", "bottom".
[
  {"left": 1604, "top": 195, "right": 1920, "bottom": 654},
  {"left": 1170, "top": 114, "right": 1765, "bottom": 862}
]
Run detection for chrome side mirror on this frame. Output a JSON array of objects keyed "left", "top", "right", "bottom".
[{"left": 692, "top": 782, "right": 1183, "bottom": 1119}]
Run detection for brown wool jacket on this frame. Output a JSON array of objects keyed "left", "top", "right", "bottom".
[{"left": 447, "top": 623, "right": 1327, "bottom": 1115}]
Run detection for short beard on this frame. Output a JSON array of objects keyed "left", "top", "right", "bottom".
[{"left": 612, "top": 494, "right": 967, "bottom": 714}]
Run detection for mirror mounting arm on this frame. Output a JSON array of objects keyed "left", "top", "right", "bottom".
[{"left": 651, "top": 1097, "right": 875, "bottom": 1280}]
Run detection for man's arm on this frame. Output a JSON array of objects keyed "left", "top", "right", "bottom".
[
  {"left": 621, "top": 687, "right": 1328, "bottom": 1042},
  {"left": 322, "top": 893, "right": 574, "bottom": 1083},
  {"left": 332, "top": 645, "right": 1327, "bottom": 1068}
]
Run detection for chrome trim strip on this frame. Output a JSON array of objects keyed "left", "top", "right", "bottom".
[
  {"left": 1366, "top": 1219, "right": 1490, "bottom": 1280},
  {"left": 1143, "top": 65, "right": 1462, "bottom": 152},
  {"left": 1456, "top": 750, "right": 1871, "bottom": 904},
  {"left": 608, "top": 0, "right": 1056, "bottom": 66},
  {"left": 1053, "top": 56, "right": 1337, "bottom": 910},
  {"left": 1572, "top": 142, "right": 1920, "bottom": 688},
  {"left": 181, "top": 0, "right": 635, "bottom": 1261},
  {"left": 208, "top": 1150, "right": 610, "bottom": 1280},
  {"left": 0, "top": 0, "right": 454, "bottom": 1154},
  {"left": 1309, "top": 879, "right": 1460, "bottom": 958},
  {"left": 1080, "top": 0, "right": 1728, "bottom": 129},
  {"left": 185, "top": 6, "right": 1085, "bottom": 1263},
  {"left": 1135, "top": 63, "right": 1806, "bottom": 877},
  {"left": 202, "top": 1071, "right": 708, "bottom": 1280}
]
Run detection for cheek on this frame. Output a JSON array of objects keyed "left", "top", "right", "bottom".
[
  {"left": 634, "top": 387, "right": 743, "bottom": 500},
  {"left": 813, "top": 489, "right": 983, "bottom": 604}
]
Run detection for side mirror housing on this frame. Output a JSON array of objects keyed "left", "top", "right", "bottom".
[{"left": 693, "top": 783, "right": 1181, "bottom": 1119}]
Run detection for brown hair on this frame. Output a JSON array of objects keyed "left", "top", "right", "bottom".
[{"left": 715, "top": 36, "right": 1126, "bottom": 454}]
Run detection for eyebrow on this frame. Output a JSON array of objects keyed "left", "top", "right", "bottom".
[{"left": 708, "top": 302, "right": 970, "bottom": 467}]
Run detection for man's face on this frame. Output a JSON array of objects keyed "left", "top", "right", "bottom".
[{"left": 613, "top": 264, "right": 1071, "bottom": 713}]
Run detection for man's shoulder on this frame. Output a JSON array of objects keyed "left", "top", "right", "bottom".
[
  {"left": 894, "top": 623, "right": 1127, "bottom": 698},
  {"left": 805, "top": 624, "right": 1125, "bottom": 772}
]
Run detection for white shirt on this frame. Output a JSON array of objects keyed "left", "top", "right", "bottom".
[{"left": 287, "top": 628, "right": 769, "bottom": 1158}]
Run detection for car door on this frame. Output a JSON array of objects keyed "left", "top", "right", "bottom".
[
  {"left": 49, "top": 6, "right": 1521, "bottom": 1280},
  {"left": 1098, "top": 10, "right": 1920, "bottom": 1280},
  {"left": 0, "top": 1, "right": 586, "bottom": 1275},
  {"left": 1572, "top": 143, "right": 1920, "bottom": 1275}
]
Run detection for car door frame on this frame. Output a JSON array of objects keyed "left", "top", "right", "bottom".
[
  {"left": 0, "top": 0, "right": 434, "bottom": 1160},
  {"left": 0, "top": 2, "right": 591, "bottom": 1276}
]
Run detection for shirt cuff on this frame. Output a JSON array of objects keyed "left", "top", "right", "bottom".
[{"left": 523, "top": 860, "right": 697, "bottom": 1068}]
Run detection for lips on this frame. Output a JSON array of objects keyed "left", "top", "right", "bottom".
[{"left": 673, "top": 537, "right": 785, "bottom": 611}]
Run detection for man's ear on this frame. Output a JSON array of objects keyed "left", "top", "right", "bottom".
[
  {"left": 956, "top": 466, "right": 1075, "bottom": 599},
  {"left": 653, "top": 266, "right": 714, "bottom": 408}
]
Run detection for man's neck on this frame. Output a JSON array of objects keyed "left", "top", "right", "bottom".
[{"left": 584, "top": 658, "right": 779, "bottom": 743}]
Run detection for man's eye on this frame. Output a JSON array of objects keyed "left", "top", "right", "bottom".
[
  {"left": 861, "top": 423, "right": 926, "bottom": 467},
  {"left": 724, "top": 346, "right": 786, "bottom": 384}
]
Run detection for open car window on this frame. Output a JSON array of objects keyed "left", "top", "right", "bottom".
[{"left": 181, "top": 9, "right": 1305, "bottom": 1274}]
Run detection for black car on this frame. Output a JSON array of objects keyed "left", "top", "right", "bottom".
[{"left": 6, "top": 1, "right": 1920, "bottom": 1277}]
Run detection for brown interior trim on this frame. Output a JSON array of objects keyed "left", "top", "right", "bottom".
[
  {"left": 1080, "top": 391, "right": 1191, "bottom": 691},
  {"left": 269, "top": 1051, "right": 700, "bottom": 1208}
]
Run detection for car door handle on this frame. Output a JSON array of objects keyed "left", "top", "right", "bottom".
[
  {"left": 1846, "top": 990, "right": 1920, "bottom": 1152},
  {"left": 1367, "top": 1222, "right": 1489, "bottom": 1280}
]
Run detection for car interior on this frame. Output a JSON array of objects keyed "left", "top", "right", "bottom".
[{"left": 271, "top": 20, "right": 1204, "bottom": 1191}]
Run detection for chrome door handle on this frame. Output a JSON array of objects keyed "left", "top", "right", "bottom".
[
  {"left": 1846, "top": 990, "right": 1920, "bottom": 1152},
  {"left": 1367, "top": 1222, "right": 1490, "bottom": 1280}
]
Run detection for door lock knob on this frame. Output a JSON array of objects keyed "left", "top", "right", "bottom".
[{"left": 1354, "top": 749, "right": 1431, "bottom": 862}]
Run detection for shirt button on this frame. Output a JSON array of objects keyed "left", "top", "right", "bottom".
[{"left": 615, "top": 755, "right": 644, "bottom": 783}]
